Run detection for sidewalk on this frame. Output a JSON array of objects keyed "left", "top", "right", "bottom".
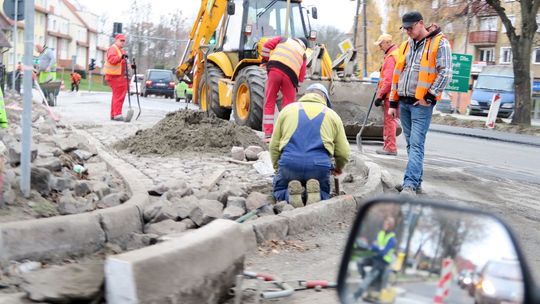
[{"left": 430, "top": 124, "right": 540, "bottom": 147}]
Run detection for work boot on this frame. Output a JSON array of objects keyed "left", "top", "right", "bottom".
[
  {"left": 306, "top": 179, "right": 321, "bottom": 205},
  {"left": 111, "top": 115, "right": 124, "bottom": 121},
  {"left": 396, "top": 184, "right": 424, "bottom": 194},
  {"left": 288, "top": 180, "right": 304, "bottom": 208},
  {"left": 376, "top": 148, "right": 397, "bottom": 156},
  {"left": 400, "top": 187, "right": 416, "bottom": 196},
  {"left": 124, "top": 110, "right": 134, "bottom": 123}
]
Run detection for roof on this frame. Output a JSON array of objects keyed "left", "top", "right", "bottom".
[{"left": 62, "top": 0, "right": 97, "bottom": 33}]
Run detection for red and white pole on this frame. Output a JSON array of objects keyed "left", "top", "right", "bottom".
[
  {"left": 485, "top": 93, "right": 501, "bottom": 129},
  {"left": 434, "top": 258, "right": 453, "bottom": 303}
]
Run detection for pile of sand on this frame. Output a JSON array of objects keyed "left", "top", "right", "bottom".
[{"left": 114, "top": 110, "right": 264, "bottom": 155}]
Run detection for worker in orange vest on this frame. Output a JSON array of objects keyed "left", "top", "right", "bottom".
[
  {"left": 70, "top": 72, "right": 81, "bottom": 92},
  {"left": 261, "top": 36, "right": 308, "bottom": 141},
  {"left": 104, "top": 34, "right": 130, "bottom": 122},
  {"left": 373, "top": 34, "right": 399, "bottom": 156}
]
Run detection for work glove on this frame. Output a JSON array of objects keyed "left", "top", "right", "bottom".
[
  {"left": 122, "top": 54, "right": 129, "bottom": 59},
  {"left": 374, "top": 98, "right": 383, "bottom": 107}
]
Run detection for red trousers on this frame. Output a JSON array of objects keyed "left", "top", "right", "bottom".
[
  {"left": 383, "top": 99, "right": 398, "bottom": 152},
  {"left": 107, "top": 75, "right": 128, "bottom": 118},
  {"left": 263, "top": 69, "right": 297, "bottom": 137}
]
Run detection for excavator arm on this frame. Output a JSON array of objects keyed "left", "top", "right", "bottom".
[{"left": 176, "top": 0, "right": 230, "bottom": 82}]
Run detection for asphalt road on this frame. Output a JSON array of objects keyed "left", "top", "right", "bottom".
[{"left": 55, "top": 92, "right": 540, "bottom": 303}]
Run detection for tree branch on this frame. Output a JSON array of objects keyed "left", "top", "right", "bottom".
[{"left": 485, "top": 0, "right": 518, "bottom": 42}]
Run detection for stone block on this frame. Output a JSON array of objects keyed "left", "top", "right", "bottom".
[
  {"left": 34, "top": 157, "right": 62, "bottom": 172},
  {"left": 189, "top": 199, "right": 224, "bottom": 226},
  {"left": 226, "top": 196, "right": 246, "bottom": 210},
  {"left": 222, "top": 205, "right": 245, "bottom": 221},
  {"left": 245, "top": 192, "right": 268, "bottom": 211},
  {"left": 231, "top": 146, "right": 245, "bottom": 161},
  {"left": 30, "top": 167, "right": 51, "bottom": 196},
  {"left": 244, "top": 145, "right": 264, "bottom": 161},
  {"left": 145, "top": 219, "right": 188, "bottom": 236},
  {"left": 247, "top": 215, "right": 289, "bottom": 243}
]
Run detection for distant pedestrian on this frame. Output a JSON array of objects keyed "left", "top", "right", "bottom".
[
  {"left": 373, "top": 34, "right": 399, "bottom": 156},
  {"left": 70, "top": 72, "right": 81, "bottom": 92},
  {"left": 35, "top": 45, "right": 57, "bottom": 83},
  {"left": 15, "top": 61, "right": 23, "bottom": 94},
  {"left": 389, "top": 11, "right": 452, "bottom": 195},
  {"left": 104, "top": 34, "right": 129, "bottom": 122},
  {"left": 261, "top": 36, "right": 308, "bottom": 141}
]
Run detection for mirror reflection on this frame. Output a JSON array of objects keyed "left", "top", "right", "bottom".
[{"left": 343, "top": 202, "right": 524, "bottom": 304}]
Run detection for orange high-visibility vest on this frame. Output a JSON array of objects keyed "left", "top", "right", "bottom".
[
  {"left": 390, "top": 33, "right": 444, "bottom": 101},
  {"left": 103, "top": 45, "right": 123, "bottom": 76},
  {"left": 378, "top": 48, "right": 399, "bottom": 92},
  {"left": 269, "top": 38, "right": 305, "bottom": 77}
]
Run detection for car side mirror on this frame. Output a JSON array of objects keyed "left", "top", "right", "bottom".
[
  {"left": 227, "top": 1, "right": 235, "bottom": 15},
  {"left": 337, "top": 196, "right": 537, "bottom": 304},
  {"left": 311, "top": 6, "right": 318, "bottom": 19}
]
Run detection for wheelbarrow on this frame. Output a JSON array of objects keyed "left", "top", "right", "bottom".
[{"left": 38, "top": 81, "right": 62, "bottom": 107}]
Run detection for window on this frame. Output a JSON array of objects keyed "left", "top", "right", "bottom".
[
  {"left": 479, "top": 48, "right": 494, "bottom": 62},
  {"left": 479, "top": 17, "right": 497, "bottom": 31},
  {"left": 502, "top": 15, "right": 515, "bottom": 33},
  {"left": 500, "top": 47, "right": 512, "bottom": 64},
  {"left": 533, "top": 48, "right": 540, "bottom": 64},
  {"left": 52, "top": 20, "right": 57, "bottom": 31}
]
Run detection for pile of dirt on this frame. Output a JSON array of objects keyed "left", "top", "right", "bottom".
[
  {"left": 114, "top": 110, "right": 264, "bottom": 155},
  {"left": 431, "top": 114, "right": 540, "bottom": 136}
]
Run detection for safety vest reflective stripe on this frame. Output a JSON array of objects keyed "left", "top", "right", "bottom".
[
  {"left": 390, "top": 34, "right": 444, "bottom": 101},
  {"left": 378, "top": 48, "right": 398, "bottom": 91},
  {"left": 377, "top": 231, "right": 396, "bottom": 264},
  {"left": 262, "top": 47, "right": 272, "bottom": 57},
  {"left": 0, "top": 87, "right": 8, "bottom": 129},
  {"left": 263, "top": 114, "right": 275, "bottom": 124},
  {"left": 269, "top": 39, "right": 305, "bottom": 77},
  {"left": 103, "top": 45, "right": 123, "bottom": 76}
]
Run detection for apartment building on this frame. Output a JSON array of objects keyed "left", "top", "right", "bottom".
[{"left": 0, "top": 0, "right": 109, "bottom": 75}]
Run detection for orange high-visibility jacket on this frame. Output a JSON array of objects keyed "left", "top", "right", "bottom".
[
  {"left": 103, "top": 44, "right": 124, "bottom": 76},
  {"left": 390, "top": 33, "right": 444, "bottom": 101},
  {"left": 268, "top": 38, "right": 305, "bottom": 78},
  {"left": 377, "top": 45, "right": 398, "bottom": 100}
]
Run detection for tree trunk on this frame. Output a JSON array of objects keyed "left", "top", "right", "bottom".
[{"left": 511, "top": 38, "right": 532, "bottom": 126}]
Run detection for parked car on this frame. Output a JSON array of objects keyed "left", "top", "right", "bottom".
[
  {"left": 468, "top": 65, "right": 514, "bottom": 118},
  {"left": 142, "top": 69, "right": 176, "bottom": 98},
  {"left": 129, "top": 74, "right": 144, "bottom": 95},
  {"left": 435, "top": 91, "right": 455, "bottom": 114},
  {"left": 175, "top": 81, "right": 193, "bottom": 103},
  {"left": 474, "top": 260, "right": 523, "bottom": 304}
]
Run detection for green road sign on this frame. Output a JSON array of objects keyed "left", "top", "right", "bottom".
[{"left": 446, "top": 53, "right": 472, "bottom": 93}]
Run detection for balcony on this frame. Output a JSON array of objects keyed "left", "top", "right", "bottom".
[{"left": 469, "top": 31, "right": 497, "bottom": 45}]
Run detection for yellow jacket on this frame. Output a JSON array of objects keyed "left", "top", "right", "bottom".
[{"left": 270, "top": 93, "right": 350, "bottom": 171}]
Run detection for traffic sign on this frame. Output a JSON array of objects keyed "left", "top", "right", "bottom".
[
  {"left": 446, "top": 53, "right": 472, "bottom": 93},
  {"left": 3, "top": 0, "right": 24, "bottom": 21}
]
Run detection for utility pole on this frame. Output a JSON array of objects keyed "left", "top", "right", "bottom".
[
  {"left": 362, "top": 0, "right": 368, "bottom": 78},
  {"left": 455, "top": 0, "right": 473, "bottom": 114},
  {"left": 21, "top": 0, "right": 35, "bottom": 197},
  {"left": 12, "top": 0, "right": 18, "bottom": 92}
]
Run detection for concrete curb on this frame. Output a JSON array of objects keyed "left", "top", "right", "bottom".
[
  {"left": 430, "top": 123, "right": 540, "bottom": 147},
  {"left": 0, "top": 129, "right": 151, "bottom": 264},
  {"left": 105, "top": 219, "right": 248, "bottom": 304},
  {"left": 243, "top": 160, "right": 385, "bottom": 244}
]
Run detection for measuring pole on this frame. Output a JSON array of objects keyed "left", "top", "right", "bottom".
[
  {"left": 12, "top": 0, "right": 18, "bottom": 92},
  {"left": 20, "top": 0, "right": 35, "bottom": 197}
]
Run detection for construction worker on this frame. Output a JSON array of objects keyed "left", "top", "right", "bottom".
[
  {"left": 0, "top": 87, "right": 7, "bottom": 129},
  {"left": 15, "top": 61, "right": 22, "bottom": 94},
  {"left": 70, "top": 72, "right": 82, "bottom": 92},
  {"left": 104, "top": 34, "right": 130, "bottom": 122},
  {"left": 388, "top": 11, "right": 452, "bottom": 196},
  {"left": 353, "top": 216, "right": 396, "bottom": 301},
  {"left": 373, "top": 34, "right": 399, "bottom": 156},
  {"left": 261, "top": 36, "right": 308, "bottom": 141},
  {"left": 35, "top": 44, "right": 57, "bottom": 83},
  {"left": 270, "top": 83, "right": 349, "bottom": 208}
]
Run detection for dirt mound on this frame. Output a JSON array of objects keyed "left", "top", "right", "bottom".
[
  {"left": 431, "top": 114, "right": 540, "bottom": 136},
  {"left": 114, "top": 110, "right": 264, "bottom": 155}
]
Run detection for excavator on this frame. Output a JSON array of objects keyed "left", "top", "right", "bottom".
[{"left": 177, "top": 0, "right": 397, "bottom": 140}]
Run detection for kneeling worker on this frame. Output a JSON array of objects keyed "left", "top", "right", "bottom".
[{"left": 270, "top": 83, "right": 350, "bottom": 207}]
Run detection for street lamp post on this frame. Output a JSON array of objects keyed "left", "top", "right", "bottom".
[{"left": 352, "top": 0, "right": 368, "bottom": 78}]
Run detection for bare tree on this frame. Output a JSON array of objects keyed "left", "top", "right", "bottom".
[
  {"left": 314, "top": 25, "right": 349, "bottom": 59},
  {"left": 485, "top": 0, "right": 540, "bottom": 125}
]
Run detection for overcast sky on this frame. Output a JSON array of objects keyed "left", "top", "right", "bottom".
[{"left": 78, "top": 0, "right": 358, "bottom": 33}]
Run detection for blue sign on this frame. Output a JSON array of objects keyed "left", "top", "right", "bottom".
[{"left": 533, "top": 81, "right": 540, "bottom": 92}]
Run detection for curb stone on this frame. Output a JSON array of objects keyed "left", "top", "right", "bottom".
[{"left": 0, "top": 129, "right": 151, "bottom": 264}]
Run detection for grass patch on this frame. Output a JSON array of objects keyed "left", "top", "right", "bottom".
[{"left": 58, "top": 72, "right": 112, "bottom": 92}]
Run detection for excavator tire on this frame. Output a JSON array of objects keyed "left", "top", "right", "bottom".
[
  {"left": 199, "top": 64, "right": 231, "bottom": 120},
  {"left": 232, "top": 66, "right": 266, "bottom": 131}
]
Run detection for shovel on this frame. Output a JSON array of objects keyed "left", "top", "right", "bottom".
[
  {"left": 124, "top": 57, "right": 134, "bottom": 123},
  {"left": 356, "top": 81, "right": 380, "bottom": 152}
]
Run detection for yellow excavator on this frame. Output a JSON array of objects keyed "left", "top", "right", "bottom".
[{"left": 177, "top": 0, "right": 395, "bottom": 140}]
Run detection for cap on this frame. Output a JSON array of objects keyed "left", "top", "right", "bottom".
[
  {"left": 401, "top": 11, "right": 423, "bottom": 28},
  {"left": 374, "top": 33, "right": 392, "bottom": 45},
  {"left": 115, "top": 34, "right": 126, "bottom": 41},
  {"left": 306, "top": 83, "right": 332, "bottom": 108}
]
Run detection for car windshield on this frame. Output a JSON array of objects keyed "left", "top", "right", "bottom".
[
  {"left": 484, "top": 262, "right": 522, "bottom": 281},
  {"left": 149, "top": 71, "right": 172, "bottom": 81},
  {"left": 475, "top": 75, "right": 514, "bottom": 92}
]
